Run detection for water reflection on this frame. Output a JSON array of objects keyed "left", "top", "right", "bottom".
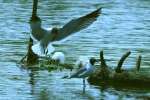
[
  {"left": 29, "top": 69, "right": 36, "bottom": 95},
  {"left": 37, "top": 88, "right": 49, "bottom": 100}
]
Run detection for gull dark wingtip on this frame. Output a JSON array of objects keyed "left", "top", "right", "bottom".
[
  {"left": 97, "top": 7, "right": 102, "bottom": 13},
  {"left": 94, "top": 7, "right": 102, "bottom": 15},
  {"left": 84, "top": 7, "right": 102, "bottom": 18}
]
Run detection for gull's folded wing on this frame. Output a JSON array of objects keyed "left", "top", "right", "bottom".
[
  {"left": 55, "top": 8, "right": 102, "bottom": 41},
  {"left": 70, "top": 67, "right": 87, "bottom": 78}
]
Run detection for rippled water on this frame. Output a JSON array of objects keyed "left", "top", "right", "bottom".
[{"left": 0, "top": 0, "right": 150, "bottom": 100}]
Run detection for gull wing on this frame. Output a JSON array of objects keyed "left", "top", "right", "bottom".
[
  {"left": 54, "top": 8, "right": 102, "bottom": 41},
  {"left": 70, "top": 67, "right": 87, "bottom": 78}
]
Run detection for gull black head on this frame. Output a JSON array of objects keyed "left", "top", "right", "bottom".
[
  {"left": 51, "top": 27, "right": 59, "bottom": 34},
  {"left": 89, "top": 57, "right": 98, "bottom": 65}
]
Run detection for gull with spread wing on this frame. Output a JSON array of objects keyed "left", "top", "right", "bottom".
[{"left": 30, "top": 0, "right": 102, "bottom": 56}]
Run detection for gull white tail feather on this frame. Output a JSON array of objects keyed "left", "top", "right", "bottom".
[
  {"left": 32, "top": 42, "right": 45, "bottom": 56},
  {"left": 30, "top": 33, "right": 38, "bottom": 42},
  {"left": 32, "top": 42, "right": 55, "bottom": 56}
]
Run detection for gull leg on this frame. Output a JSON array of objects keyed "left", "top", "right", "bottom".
[{"left": 83, "top": 78, "right": 86, "bottom": 93}]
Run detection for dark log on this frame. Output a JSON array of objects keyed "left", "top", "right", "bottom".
[
  {"left": 88, "top": 50, "right": 150, "bottom": 89},
  {"left": 19, "top": 38, "right": 39, "bottom": 65},
  {"left": 26, "top": 38, "right": 39, "bottom": 65},
  {"left": 115, "top": 51, "right": 131, "bottom": 73}
]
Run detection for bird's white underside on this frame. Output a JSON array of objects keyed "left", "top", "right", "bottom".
[{"left": 31, "top": 42, "right": 55, "bottom": 57}]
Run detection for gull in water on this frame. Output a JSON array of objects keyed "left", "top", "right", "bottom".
[
  {"left": 51, "top": 52, "right": 65, "bottom": 64},
  {"left": 30, "top": 6, "right": 102, "bottom": 56},
  {"left": 63, "top": 57, "right": 99, "bottom": 93}
]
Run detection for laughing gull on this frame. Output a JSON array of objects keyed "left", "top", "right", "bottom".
[
  {"left": 63, "top": 57, "right": 98, "bottom": 93},
  {"left": 30, "top": 4, "right": 102, "bottom": 56},
  {"left": 30, "top": 16, "right": 55, "bottom": 56}
]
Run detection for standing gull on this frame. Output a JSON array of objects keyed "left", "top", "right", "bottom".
[
  {"left": 30, "top": 0, "right": 102, "bottom": 56},
  {"left": 63, "top": 57, "right": 98, "bottom": 93}
]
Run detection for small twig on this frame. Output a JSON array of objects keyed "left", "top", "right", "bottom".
[
  {"left": 19, "top": 54, "right": 27, "bottom": 63},
  {"left": 136, "top": 55, "right": 142, "bottom": 72},
  {"left": 115, "top": 51, "right": 131, "bottom": 73},
  {"left": 99, "top": 50, "right": 110, "bottom": 80},
  {"left": 100, "top": 50, "right": 108, "bottom": 68}
]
